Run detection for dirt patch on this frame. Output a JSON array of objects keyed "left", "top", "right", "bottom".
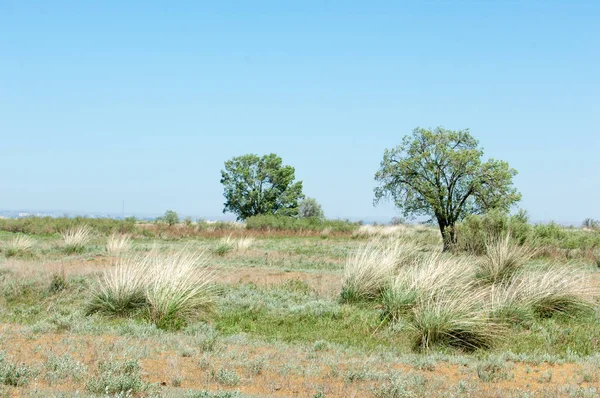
[{"left": 1, "top": 326, "right": 599, "bottom": 397}]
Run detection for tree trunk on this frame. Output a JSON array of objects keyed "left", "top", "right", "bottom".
[{"left": 438, "top": 220, "right": 456, "bottom": 252}]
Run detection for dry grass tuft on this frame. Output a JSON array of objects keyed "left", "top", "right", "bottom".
[
  {"left": 3, "top": 235, "right": 35, "bottom": 257},
  {"left": 145, "top": 249, "right": 217, "bottom": 329},
  {"left": 60, "top": 225, "right": 94, "bottom": 253},
  {"left": 88, "top": 248, "right": 217, "bottom": 330},
  {"left": 340, "top": 240, "right": 419, "bottom": 303},
  {"left": 382, "top": 253, "right": 475, "bottom": 321},
  {"left": 477, "top": 233, "right": 536, "bottom": 284},
  {"left": 410, "top": 286, "right": 502, "bottom": 351},
  {"left": 106, "top": 233, "right": 132, "bottom": 254}
]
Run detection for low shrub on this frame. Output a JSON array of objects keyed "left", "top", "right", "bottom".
[{"left": 246, "top": 214, "right": 358, "bottom": 232}]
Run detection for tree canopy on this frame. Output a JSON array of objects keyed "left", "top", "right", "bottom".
[
  {"left": 374, "top": 127, "right": 521, "bottom": 250},
  {"left": 220, "top": 153, "right": 305, "bottom": 221}
]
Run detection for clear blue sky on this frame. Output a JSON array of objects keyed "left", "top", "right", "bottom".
[{"left": 1, "top": 1, "right": 598, "bottom": 223}]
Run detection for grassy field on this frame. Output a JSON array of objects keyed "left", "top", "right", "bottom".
[{"left": 1, "top": 223, "right": 600, "bottom": 397}]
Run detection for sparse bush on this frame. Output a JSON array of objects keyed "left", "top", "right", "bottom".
[
  {"left": 476, "top": 358, "right": 514, "bottom": 382},
  {"left": 213, "top": 242, "right": 233, "bottom": 257},
  {"left": 0, "top": 353, "right": 33, "bottom": 387},
  {"left": 3, "top": 234, "right": 35, "bottom": 257},
  {"left": 582, "top": 218, "right": 600, "bottom": 230},
  {"left": 85, "top": 358, "right": 146, "bottom": 394},
  {"left": 49, "top": 270, "right": 68, "bottom": 294},
  {"left": 106, "top": 233, "right": 131, "bottom": 254},
  {"left": 213, "top": 368, "right": 240, "bottom": 387},
  {"left": 61, "top": 225, "right": 94, "bottom": 253}
]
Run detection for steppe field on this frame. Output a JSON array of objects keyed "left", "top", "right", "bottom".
[{"left": 1, "top": 217, "right": 600, "bottom": 398}]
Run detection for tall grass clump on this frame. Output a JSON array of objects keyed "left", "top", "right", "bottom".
[
  {"left": 510, "top": 267, "right": 598, "bottom": 318},
  {"left": 106, "top": 233, "right": 131, "bottom": 254},
  {"left": 145, "top": 250, "right": 217, "bottom": 329},
  {"left": 409, "top": 286, "right": 502, "bottom": 351},
  {"left": 88, "top": 248, "right": 217, "bottom": 330},
  {"left": 3, "top": 235, "right": 35, "bottom": 257},
  {"left": 476, "top": 232, "right": 536, "bottom": 284},
  {"left": 382, "top": 253, "right": 474, "bottom": 321},
  {"left": 340, "top": 240, "right": 417, "bottom": 303},
  {"left": 61, "top": 225, "right": 94, "bottom": 254},
  {"left": 87, "top": 253, "right": 150, "bottom": 316}
]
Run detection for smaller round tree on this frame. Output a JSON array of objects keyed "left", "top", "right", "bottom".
[{"left": 298, "top": 197, "right": 325, "bottom": 219}]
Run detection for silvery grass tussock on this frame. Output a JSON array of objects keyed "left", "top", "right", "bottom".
[
  {"left": 105, "top": 233, "right": 131, "bottom": 254},
  {"left": 4, "top": 235, "right": 35, "bottom": 257},
  {"left": 61, "top": 225, "right": 94, "bottom": 253},
  {"left": 340, "top": 239, "right": 419, "bottom": 303},
  {"left": 88, "top": 248, "right": 217, "bottom": 330}
]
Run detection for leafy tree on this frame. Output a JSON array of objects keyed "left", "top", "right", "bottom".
[
  {"left": 374, "top": 127, "right": 521, "bottom": 251},
  {"left": 220, "top": 153, "right": 305, "bottom": 221},
  {"left": 157, "top": 210, "right": 179, "bottom": 226},
  {"left": 298, "top": 197, "right": 325, "bottom": 219}
]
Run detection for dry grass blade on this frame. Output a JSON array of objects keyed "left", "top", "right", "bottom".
[{"left": 106, "top": 233, "right": 132, "bottom": 254}]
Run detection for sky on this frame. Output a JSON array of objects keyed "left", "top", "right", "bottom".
[{"left": 1, "top": 1, "right": 598, "bottom": 223}]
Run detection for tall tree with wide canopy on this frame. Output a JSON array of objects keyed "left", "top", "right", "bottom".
[
  {"left": 374, "top": 127, "right": 521, "bottom": 251},
  {"left": 221, "top": 153, "right": 304, "bottom": 220}
]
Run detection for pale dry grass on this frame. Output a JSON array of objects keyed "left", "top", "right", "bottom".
[
  {"left": 145, "top": 249, "right": 217, "bottom": 329},
  {"left": 477, "top": 233, "right": 537, "bottom": 283},
  {"left": 105, "top": 233, "right": 131, "bottom": 254},
  {"left": 340, "top": 239, "right": 419, "bottom": 302},
  {"left": 4, "top": 235, "right": 35, "bottom": 257},
  {"left": 383, "top": 253, "right": 475, "bottom": 320},
  {"left": 88, "top": 248, "right": 217, "bottom": 329},
  {"left": 410, "top": 285, "right": 502, "bottom": 351},
  {"left": 499, "top": 266, "right": 599, "bottom": 318},
  {"left": 60, "top": 225, "right": 94, "bottom": 252},
  {"left": 219, "top": 234, "right": 254, "bottom": 252}
]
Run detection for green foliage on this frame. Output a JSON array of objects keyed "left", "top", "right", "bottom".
[
  {"left": 455, "top": 209, "right": 531, "bottom": 255},
  {"left": 85, "top": 359, "right": 147, "bottom": 394},
  {"left": 0, "top": 216, "right": 136, "bottom": 236},
  {"left": 220, "top": 153, "right": 305, "bottom": 220},
  {"left": 246, "top": 214, "right": 358, "bottom": 232},
  {"left": 157, "top": 209, "right": 180, "bottom": 226},
  {"left": 374, "top": 127, "right": 521, "bottom": 250},
  {"left": 0, "top": 353, "right": 33, "bottom": 387},
  {"left": 298, "top": 197, "right": 325, "bottom": 219}
]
